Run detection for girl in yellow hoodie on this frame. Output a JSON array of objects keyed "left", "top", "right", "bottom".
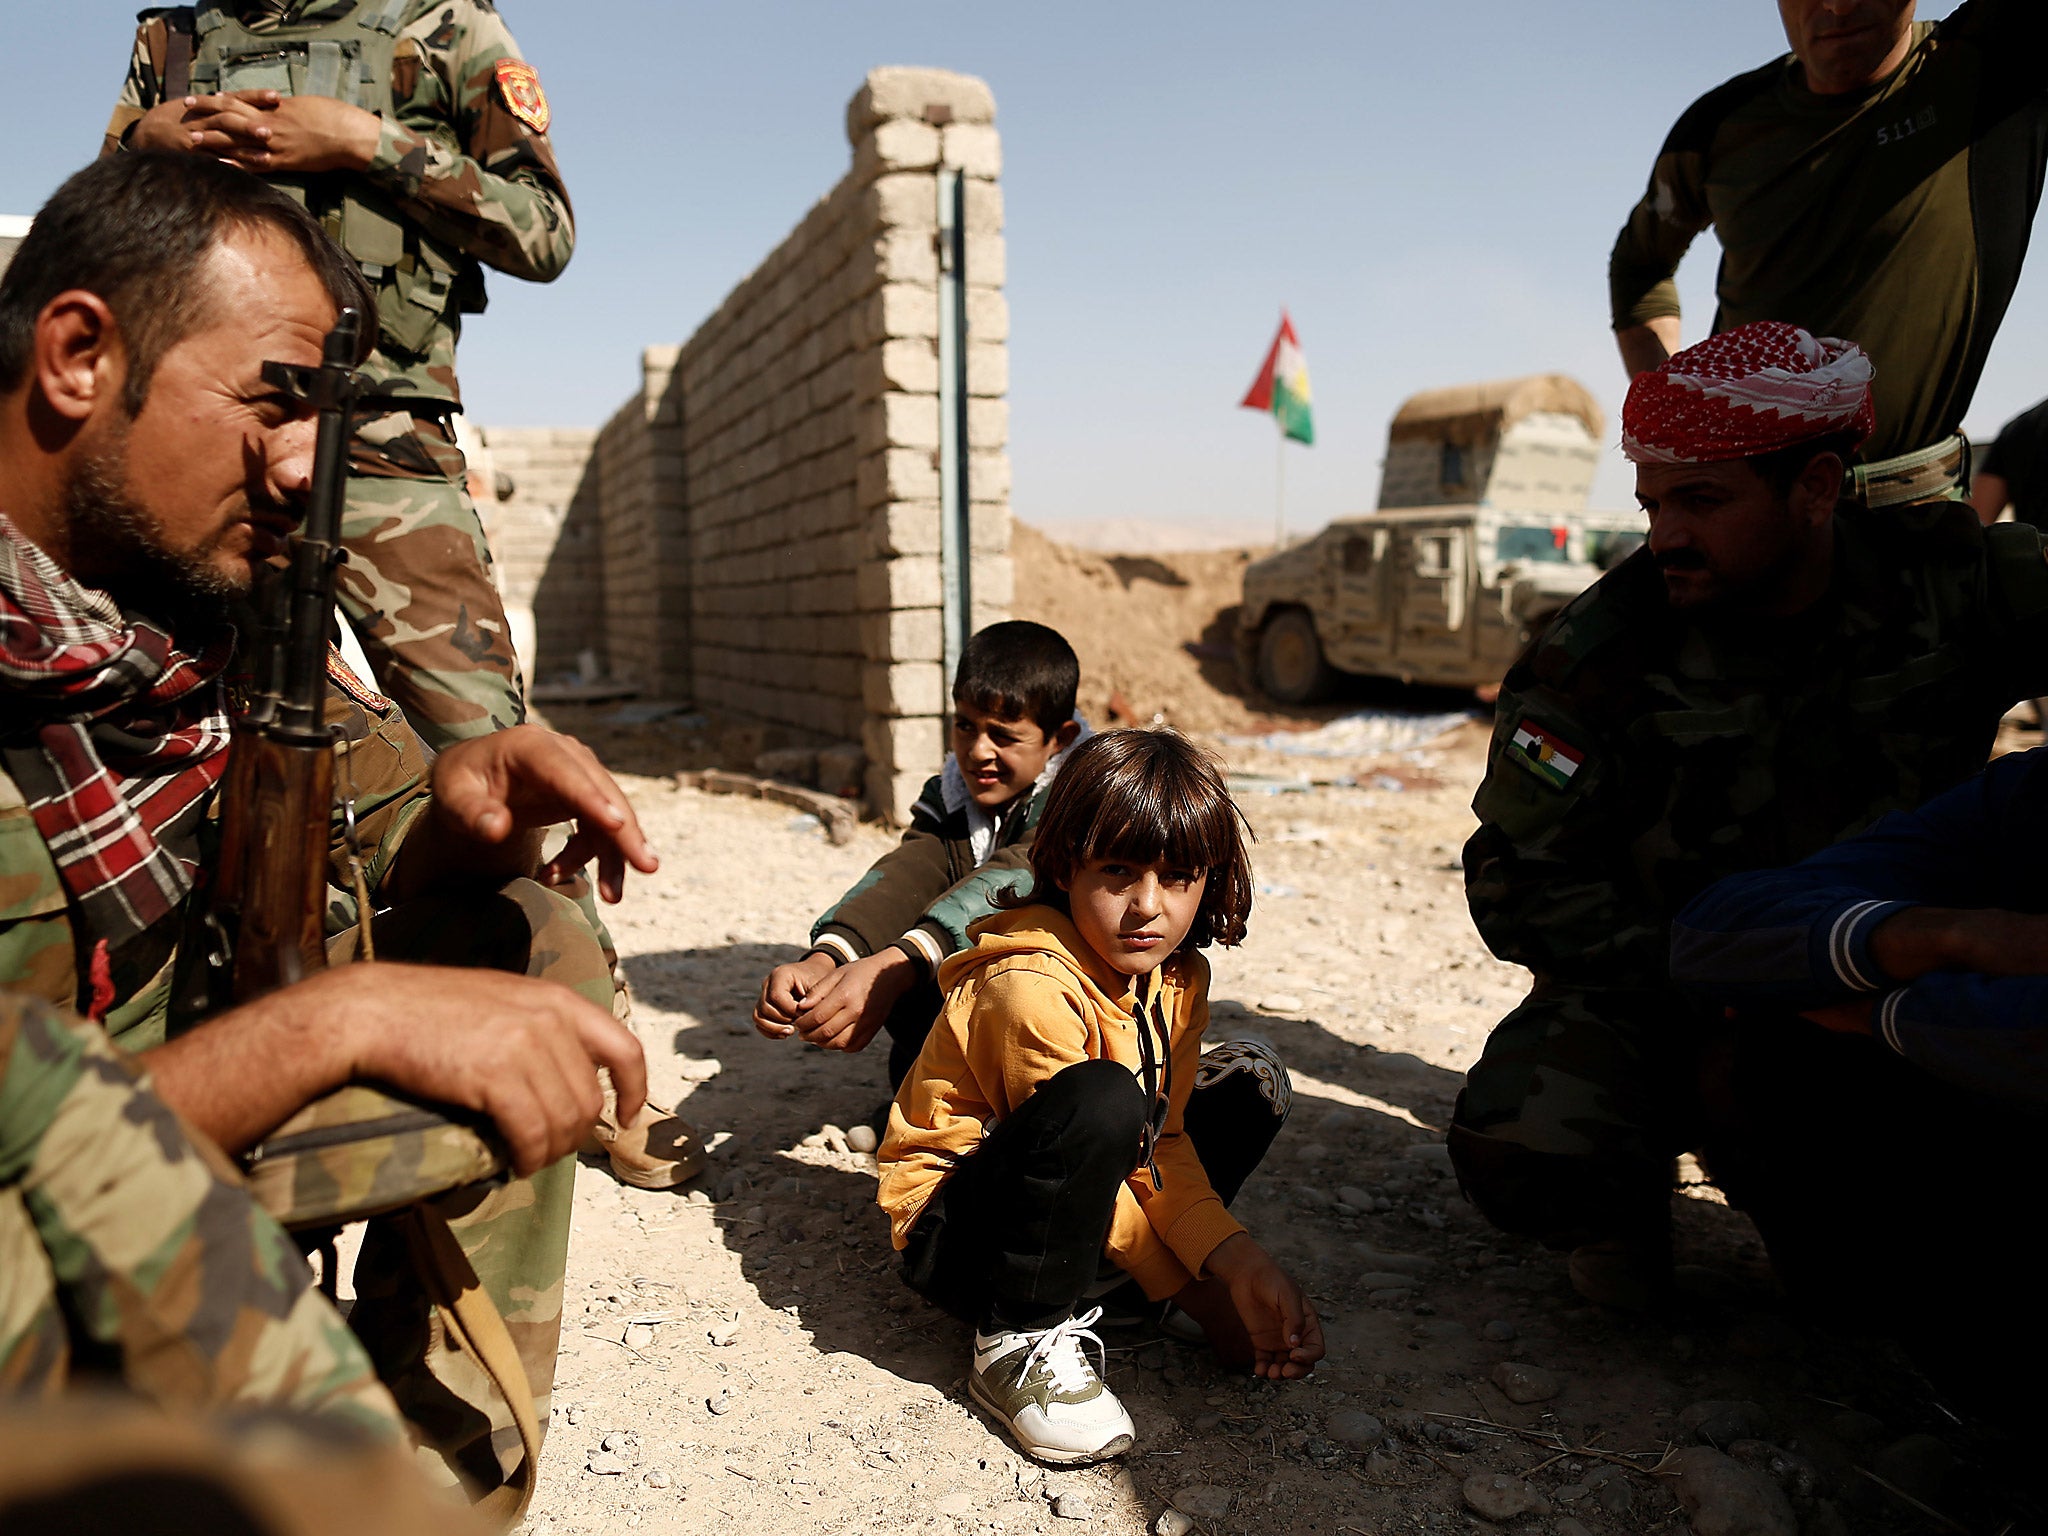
[{"left": 878, "top": 729, "right": 1322, "bottom": 1465}]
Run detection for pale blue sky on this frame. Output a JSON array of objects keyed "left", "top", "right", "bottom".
[{"left": 7, "top": 2, "right": 2036, "bottom": 541}]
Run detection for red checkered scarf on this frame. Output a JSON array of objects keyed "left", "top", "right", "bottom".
[
  {"left": 0, "top": 514, "right": 234, "bottom": 954},
  {"left": 1622, "top": 322, "right": 1876, "bottom": 465}
]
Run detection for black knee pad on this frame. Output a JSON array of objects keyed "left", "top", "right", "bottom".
[{"left": 1193, "top": 1039, "right": 1293, "bottom": 1123}]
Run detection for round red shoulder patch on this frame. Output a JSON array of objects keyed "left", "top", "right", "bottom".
[{"left": 494, "top": 59, "right": 551, "bottom": 135}]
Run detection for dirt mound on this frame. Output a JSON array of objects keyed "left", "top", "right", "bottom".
[{"left": 1009, "top": 521, "right": 1269, "bottom": 733}]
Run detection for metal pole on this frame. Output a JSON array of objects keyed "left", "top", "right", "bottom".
[
  {"left": 1275, "top": 430, "right": 1285, "bottom": 550},
  {"left": 936, "top": 168, "right": 972, "bottom": 697}
]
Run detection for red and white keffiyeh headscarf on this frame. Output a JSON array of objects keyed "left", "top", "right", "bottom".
[
  {"left": 1621, "top": 321, "right": 1876, "bottom": 465},
  {"left": 0, "top": 513, "right": 234, "bottom": 965}
]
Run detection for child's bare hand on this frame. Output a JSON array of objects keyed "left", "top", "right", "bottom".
[
  {"left": 793, "top": 950, "right": 917, "bottom": 1052},
  {"left": 1203, "top": 1234, "right": 1324, "bottom": 1379},
  {"left": 754, "top": 952, "right": 837, "bottom": 1039}
]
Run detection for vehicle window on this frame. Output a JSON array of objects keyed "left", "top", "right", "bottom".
[
  {"left": 1416, "top": 535, "right": 1455, "bottom": 576},
  {"left": 1342, "top": 537, "right": 1374, "bottom": 574},
  {"left": 1440, "top": 444, "right": 1467, "bottom": 491},
  {"left": 1496, "top": 525, "right": 1572, "bottom": 564}
]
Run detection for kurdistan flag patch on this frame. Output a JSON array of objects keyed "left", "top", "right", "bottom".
[{"left": 1507, "top": 722, "right": 1584, "bottom": 791}]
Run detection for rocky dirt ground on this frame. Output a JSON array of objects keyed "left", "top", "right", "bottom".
[{"left": 517, "top": 532, "right": 2033, "bottom": 1536}]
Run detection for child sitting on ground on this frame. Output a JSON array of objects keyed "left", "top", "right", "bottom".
[
  {"left": 877, "top": 729, "right": 1321, "bottom": 1465},
  {"left": 754, "top": 621, "right": 1086, "bottom": 1089}
]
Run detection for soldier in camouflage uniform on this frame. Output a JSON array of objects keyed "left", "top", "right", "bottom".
[
  {"left": 0, "top": 156, "right": 655, "bottom": 1499},
  {"left": 98, "top": 1, "right": 692, "bottom": 1197},
  {"left": 1457, "top": 323, "right": 2048, "bottom": 1308},
  {"left": 103, "top": 0, "right": 575, "bottom": 751},
  {"left": 0, "top": 990, "right": 402, "bottom": 1438}
]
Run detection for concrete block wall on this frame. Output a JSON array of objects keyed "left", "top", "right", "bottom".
[
  {"left": 476, "top": 425, "right": 601, "bottom": 683},
  {"left": 484, "top": 67, "right": 1009, "bottom": 823},
  {"left": 682, "top": 66, "right": 1011, "bottom": 821},
  {"left": 591, "top": 346, "right": 690, "bottom": 699}
]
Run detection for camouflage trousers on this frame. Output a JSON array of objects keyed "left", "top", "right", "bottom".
[
  {"left": 0, "top": 992, "right": 403, "bottom": 1440},
  {"left": 1447, "top": 983, "right": 1710, "bottom": 1248},
  {"left": 341, "top": 411, "right": 526, "bottom": 753},
  {"left": 339, "top": 876, "right": 609, "bottom": 1498}
]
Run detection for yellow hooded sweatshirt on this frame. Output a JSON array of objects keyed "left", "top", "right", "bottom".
[{"left": 876, "top": 905, "right": 1246, "bottom": 1301}]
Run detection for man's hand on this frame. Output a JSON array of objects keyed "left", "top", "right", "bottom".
[
  {"left": 791, "top": 949, "right": 918, "bottom": 1053},
  {"left": 399, "top": 725, "right": 659, "bottom": 904},
  {"left": 755, "top": 951, "right": 837, "bottom": 1039},
  {"left": 1196, "top": 1233, "right": 1324, "bottom": 1380},
  {"left": 139, "top": 962, "right": 647, "bottom": 1176},
  {"left": 128, "top": 89, "right": 379, "bottom": 174},
  {"left": 222, "top": 93, "right": 382, "bottom": 174},
  {"left": 1800, "top": 1000, "right": 1876, "bottom": 1035},
  {"left": 1869, "top": 906, "right": 2048, "bottom": 982}
]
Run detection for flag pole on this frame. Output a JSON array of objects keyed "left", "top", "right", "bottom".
[{"left": 1275, "top": 430, "right": 1285, "bottom": 550}]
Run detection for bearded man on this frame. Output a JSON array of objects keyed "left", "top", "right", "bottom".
[
  {"left": 0, "top": 152, "right": 653, "bottom": 1502},
  {"left": 1610, "top": 0, "right": 2048, "bottom": 510},
  {"left": 1454, "top": 321, "right": 2048, "bottom": 1309}
]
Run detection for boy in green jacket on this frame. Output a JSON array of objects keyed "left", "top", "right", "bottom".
[{"left": 754, "top": 622, "right": 1084, "bottom": 1088}]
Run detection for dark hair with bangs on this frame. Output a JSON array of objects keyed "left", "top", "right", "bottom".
[
  {"left": 955, "top": 620, "right": 1079, "bottom": 736},
  {"left": 996, "top": 728, "right": 1255, "bottom": 950},
  {"left": 0, "top": 153, "right": 374, "bottom": 415}
]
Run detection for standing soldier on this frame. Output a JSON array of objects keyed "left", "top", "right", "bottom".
[
  {"left": 102, "top": 11, "right": 702, "bottom": 1189},
  {"left": 103, "top": 0, "right": 569, "bottom": 750},
  {"left": 1609, "top": 1, "right": 2048, "bottom": 510},
  {"left": 1970, "top": 396, "right": 2048, "bottom": 528}
]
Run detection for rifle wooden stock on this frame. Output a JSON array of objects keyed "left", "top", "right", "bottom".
[{"left": 216, "top": 725, "right": 333, "bottom": 998}]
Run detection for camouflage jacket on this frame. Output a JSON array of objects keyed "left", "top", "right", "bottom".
[
  {"left": 1465, "top": 506, "right": 2048, "bottom": 1008},
  {"left": 0, "top": 674, "right": 433, "bottom": 1053},
  {"left": 103, "top": 0, "right": 574, "bottom": 407},
  {"left": 0, "top": 989, "right": 404, "bottom": 1435}
]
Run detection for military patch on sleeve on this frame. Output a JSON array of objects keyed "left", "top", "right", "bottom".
[
  {"left": 1506, "top": 721, "right": 1584, "bottom": 791},
  {"left": 494, "top": 59, "right": 550, "bottom": 134}
]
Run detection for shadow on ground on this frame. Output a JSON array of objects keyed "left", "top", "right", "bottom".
[{"left": 624, "top": 940, "right": 2038, "bottom": 1534}]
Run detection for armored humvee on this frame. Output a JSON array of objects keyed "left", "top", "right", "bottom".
[{"left": 1238, "top": 373, "right": 1645, "bottom": 702}]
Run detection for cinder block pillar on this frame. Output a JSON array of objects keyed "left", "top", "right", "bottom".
[{"left": 845, "top": 67, "right": 1010, "bottom": 824}]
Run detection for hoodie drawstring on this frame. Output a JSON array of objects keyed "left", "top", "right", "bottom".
[{"left": 1135, "top": 973, "right": 1172, "bottom": 1188}]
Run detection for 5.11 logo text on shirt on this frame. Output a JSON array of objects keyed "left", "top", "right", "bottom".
[{"left": 1876, "top": 105, "right": 1939, "bottom": 147}]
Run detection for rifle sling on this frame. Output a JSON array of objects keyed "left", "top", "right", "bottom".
[{"left": 399, "top": 1205, "right": 542, "bottom": 1527}]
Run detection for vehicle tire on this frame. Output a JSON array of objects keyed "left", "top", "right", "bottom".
[{"left": 1255, "top": 609, "right": 1336, "bottom": 704}]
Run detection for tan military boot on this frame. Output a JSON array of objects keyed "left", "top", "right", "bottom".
[
  {"left": 1567, "top": 1235, "right": 1673, "bottom": 1313},
  {"left": 583, "top": 1099, "right": 706, "bottom": 1191}
]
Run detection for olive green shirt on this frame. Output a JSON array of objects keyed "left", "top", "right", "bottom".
[{"left": 1609, "top": 0, "right": 2048, "bottom": 461}]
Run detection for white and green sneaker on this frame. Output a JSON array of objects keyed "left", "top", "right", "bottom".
[{"left": 968, "top": 1306, "right": 1134, "bottom": 1465}]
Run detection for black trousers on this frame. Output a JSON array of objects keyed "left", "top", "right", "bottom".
[
  {"left": 900, "top": 1047, "right": 1289, "bottom": 1332},
  {"left": 1705, "top": 1015, "right": 2048, "bottom": 1411},
  {"left": 882, "top": 976, "right": 944, "bottom": 1092}
]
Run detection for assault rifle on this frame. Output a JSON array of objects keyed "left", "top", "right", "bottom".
[
  {"left": 204, "top": 308, "right": 362, "bottom": 1001},
  {"left": 190, "top": 309, "right": 540, "bottom": 1524}
]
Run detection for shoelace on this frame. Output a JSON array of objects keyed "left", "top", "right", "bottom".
[{"left": 1020, "top": 1306, "right": 1109, "bottom": 1394}]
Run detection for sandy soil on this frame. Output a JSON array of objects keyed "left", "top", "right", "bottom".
[{"left": 515, "top": 530, "right": 2025, "bottom": 1536}]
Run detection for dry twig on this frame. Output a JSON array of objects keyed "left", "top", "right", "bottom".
[
  {"left": 1424, "top": 1411, "right": 1659, "bottom": 1476},
  {"left": 1854, "top": 1467, "right": 1969, "bottom": 1534}
]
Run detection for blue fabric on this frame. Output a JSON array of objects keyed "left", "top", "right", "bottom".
[{"left": 1673, "top": 746, "right": 2048, "bottom": 1100}]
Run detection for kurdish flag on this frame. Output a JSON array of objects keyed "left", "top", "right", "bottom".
[{"left": 1240, "top": 311, "right": 1315, "bottom": 445}]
